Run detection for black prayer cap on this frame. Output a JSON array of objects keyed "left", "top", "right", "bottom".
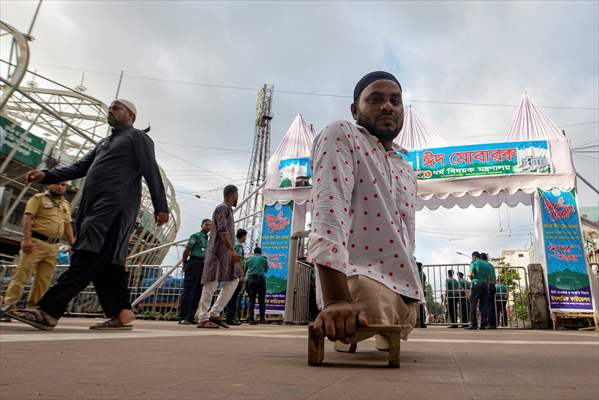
[
  {"left": 353, "top": 71, "right": 402, "bottom": 102},
  {"left": 223, "top": 184, "right": 238, "bottom": 198}
]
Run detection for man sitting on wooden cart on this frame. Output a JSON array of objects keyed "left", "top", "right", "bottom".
[{"left": 307, "top": 71, "right": 424, "bottom": 356}]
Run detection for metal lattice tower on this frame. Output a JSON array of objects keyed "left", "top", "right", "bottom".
[
  {"left": 238, "top": 84, "right": 273, "bottom": 248},
  {"left": 0, "top": 20, "right": 180, "bottom": 265}
]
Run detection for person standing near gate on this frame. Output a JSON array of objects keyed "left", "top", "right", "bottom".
[
  {"left": 466, "top": 251, "right": 492, "bottom": 330},
  {"left": 196, "top": 185, "right": 244, "bottom": 329},
  {"left": 480, "top": 253, "right": 497, "bottom": 329},
  {"left": 417, "top": 262, "right": 427, "bottom": 328},
  {"left": 445, "top": 269, "right": 459, "bottom": 328},
  {"left": 178, "top": 219, "right": 212, "bottom": 325},
  {"left": 224, "top": 228, "right": 247, "bottom": 325},
  {"left": 495, "top": 279, "right": 508, "bottom": 327},
  {"left": 1, "top": 182, "right": 75, "bottom": 315},
  {"left": 10, "top": 99, "right": 169, "bottom": 330},
  {"left": 457, "top": 271, "right": 471, "bottom": 326},
  {"left": 308, "top": 71, "right": 424, "bottom": 351},
  {"left": 245, "top": 247, "right": 269, "bottom": 325}
]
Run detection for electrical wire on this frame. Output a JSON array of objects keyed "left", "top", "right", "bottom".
[
  {"left": 29, "top": 61, "right": 599, "bottom": 111},
  {"left": 156, "top": 141, "right": 251, "bottom": 153},
  {"left": 157, "top": 147, "right": 240, "bottom": 181}
]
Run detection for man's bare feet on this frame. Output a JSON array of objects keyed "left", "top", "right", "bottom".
[{"left": 118, "top": 309, "right": 135, "bottom": 325}]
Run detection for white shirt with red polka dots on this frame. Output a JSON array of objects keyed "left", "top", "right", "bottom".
[{"left": 307, "top": 120, "right": 424, "bottom": 302}]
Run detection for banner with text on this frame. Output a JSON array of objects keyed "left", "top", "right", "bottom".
[
  {"left": 260, "top": 201, "right": 294, "bottom": 314},
  {"left": 538, "top": 188, "right": 593, "bottom": 312},
  {"left": 0, "top": 115, "right": 47, "bottom": 167},
  {"left": 403, "top": 140, "right": 551, "bottom": 180}
]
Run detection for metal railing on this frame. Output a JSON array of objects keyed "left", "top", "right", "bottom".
[
  {"left": 0, "top": 262, "right": 259, "bottom": 321},
  {"left": 284, "top": 231, "right": 316, "bottom": 324},
  {"left": 0, "top": 263, "right": 186, "bottom": 319},
  {"left": 421, "top": 263, "right": 532, "bottom": 329},
  {"left": 3, "top": 255, "right": 532, "bottom": 328},
  {"left": 286, "top": 260, "right": 314, "bottom": 323}
]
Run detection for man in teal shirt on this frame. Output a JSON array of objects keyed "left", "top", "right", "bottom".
[
  {"left": 225, "top": 229, "right": 247, "bottom": 325},
  {"left": 480, "top": 253, "right": 497, "bottom": 329},
  {"left": 495, "top": 280, "right": 509, "bottom": 326},
  {"left": 445, "top": 270, "right": 460, "bottom": 327},
  {"left": 179, "top": 219, "right": 211, "bottom": 324},
  {"left": 245, "top": 247, "right": 269, "bottom": 324},
  {"left": 457, "top": 271, "right": 471, "bottom": 326},
  {"left": 466, "top": 251, "right": 492, "bottom": 329},
  {"left": 417, "top": 262, "right": 427, "bottom": 328}
]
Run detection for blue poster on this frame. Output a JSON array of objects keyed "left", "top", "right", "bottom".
[
  {"left": 539, "top": 188, "right": 593, "bottom": 311},
  {"left": 401, "top": 140, "right": 551, "bottom": 180},
  {"left": 260, "top": 201, "right": 294, "bottom": 314}
]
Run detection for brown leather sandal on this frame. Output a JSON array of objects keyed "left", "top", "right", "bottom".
[
  {"left": 196, "top": 320, "right": 220, "bottom": 329},
  {"left": 9, "top": 308, "right": 56, "bottom": 331},
  {"left": 89, "top": 317, "right": 133, "bottom": 330}
]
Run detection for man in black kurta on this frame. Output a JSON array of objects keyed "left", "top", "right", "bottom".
[{"left": 11, "top": 99, "right": 169, "bottom": 330}]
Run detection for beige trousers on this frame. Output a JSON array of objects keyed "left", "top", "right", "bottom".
[
  {"left": 3, "top": 238, "right": 59, "bottom": 307},
  {"left": 347, "top": 275, "right": 418, "bottom": 343}
]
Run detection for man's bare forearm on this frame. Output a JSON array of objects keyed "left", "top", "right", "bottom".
[{"left": 317, "top": 265, "right": 352, "bottom": 306}]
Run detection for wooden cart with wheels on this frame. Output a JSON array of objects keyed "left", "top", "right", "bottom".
[{"left": 308, "top": 323, "right": 405, "bottom": 368}]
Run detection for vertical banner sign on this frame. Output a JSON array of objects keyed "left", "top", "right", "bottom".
[
  {"left": 260, "top": 201, "right": 294, "bottom": 314},
  {"left": 538, "top": 188, "right": 593, "bottom": 311}
]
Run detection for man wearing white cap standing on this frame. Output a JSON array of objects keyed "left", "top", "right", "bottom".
[{"left": 9, "top": 99, "right": 169, "bottom": 330}]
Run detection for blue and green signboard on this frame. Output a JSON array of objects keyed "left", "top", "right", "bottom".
[
  {"left": 402, "top": 140, "right": 551, "bottom": 180},
  {"left": 260, "top": 201, "right": 294, "bottom": 314},
  {"left": 539, "top": 188, "right": 593, "bottom": 311}
]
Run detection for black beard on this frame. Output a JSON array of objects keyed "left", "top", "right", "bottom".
[
  {"left": 108, "top": 118, "right": 131, "bottom": 130},
  {"left": 355, "top": 116, "right": 400, "bottom": 144},
  {"left": 49, "top": 191, "right": 63, "bottom": 197},
  {"left": 109, "top": 121, "right": 124, "bottom": 130}
]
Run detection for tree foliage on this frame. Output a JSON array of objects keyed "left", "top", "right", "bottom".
[
  {"left": 425, "top": 283, "right": 444, "bottom": 315},
  {"left": 497, "top": 257, "right": 520, "bottom": 290}
]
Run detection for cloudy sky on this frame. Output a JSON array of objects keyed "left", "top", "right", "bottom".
[{"left": 2, "top": 0, "right": 598, "bottom": 265}]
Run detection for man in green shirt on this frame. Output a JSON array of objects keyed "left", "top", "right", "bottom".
[
  {"left": 466, "top": 251, "right": 492, "bottom": 329},
  {"left": 225, "top": 229, "right": 247, "bottom": 325},
  {"left": 245, "top": 247, "right": 269, "bottom": 324},
  {"left": 417, "top": 262, "right": 427, "bottom": 328},
  {"left": 445, "top": 269, "right": 459, "bottom": 327},
  {"left": 179, "top": 219, "right": 211, "bottom": 324},
  {"left": 480, "top": 253, "right": 497, "bottom": 329},
  {"left": 457, "top": 271, "right": 471, "bottom": 326},
  {"left": 495, "top": 280, "right": 509, "bottom": 327}
]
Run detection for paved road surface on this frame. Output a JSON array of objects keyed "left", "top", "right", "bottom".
[{"left": 1, "top": 318, "right": 598, "bottom": 399}]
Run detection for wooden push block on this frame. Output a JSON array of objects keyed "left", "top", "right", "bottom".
[{"left": 308, "top": 324, "right": 403, "bottom": 368}]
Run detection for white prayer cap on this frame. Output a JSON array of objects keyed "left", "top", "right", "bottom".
[{"left": 113, "top": 98, "right": 137, "bottom": 117}]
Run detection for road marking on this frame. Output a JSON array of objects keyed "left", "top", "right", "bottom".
[
  {"left": 1, "top": 325, "right": 598, "bottom": 345},
  {"left": 408, "top": 338, "right": 599, "bottom": 345}
]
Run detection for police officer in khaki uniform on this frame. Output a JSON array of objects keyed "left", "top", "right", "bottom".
[{"left": 1, "top": 182, "right": 74, "bottom": 311}]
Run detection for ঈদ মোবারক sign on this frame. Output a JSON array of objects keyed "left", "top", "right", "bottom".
[{"left": 401, "top": 140, "right": 552, "bottom": 180}]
